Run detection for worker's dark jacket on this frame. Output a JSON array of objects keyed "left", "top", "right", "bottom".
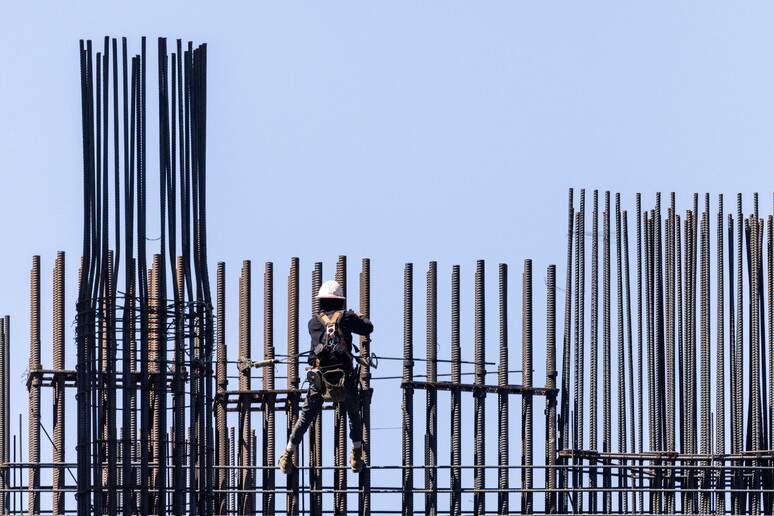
[{"left": 307, "top": 310, "right": 373, "bottom": 373}]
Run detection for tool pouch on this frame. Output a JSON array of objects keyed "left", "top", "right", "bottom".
[{"left": 321, "top": 368, "right": 349, "bottom": 403}]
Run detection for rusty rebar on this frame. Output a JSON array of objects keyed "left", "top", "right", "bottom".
[{"left": 28, "top": 256, "right": 41, "bottom": 516}]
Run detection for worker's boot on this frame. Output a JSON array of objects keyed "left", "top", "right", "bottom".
[
  {"left": 350, "top": 447, "right": 364, "bottom": 473},
  {"left": 279, "top": 450, "right": 294, "bottom": 474}
]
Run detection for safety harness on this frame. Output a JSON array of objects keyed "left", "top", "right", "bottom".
[{"left": 312, "top": 311, "right": 355, "bottom": 402}]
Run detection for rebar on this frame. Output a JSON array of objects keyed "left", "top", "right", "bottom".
[
  {"left": 473, "top": 260, "right": 487, "bottom": 516},
  {"left": 402, "top": 263, "right": 414, "bottom": 516},
  {"left": 522, "top": 260, "right": 533, "bottom": 514},
  {"left": 498, "top": 263, "right": 509, "bottom": 516},
  {"left": 425, "top": 262, "right": 437, "bottom": 515}
]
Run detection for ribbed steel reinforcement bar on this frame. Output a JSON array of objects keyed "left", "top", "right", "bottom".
[
  {"left": 498, "top": 263, "right": 509, "bottom": 516},
  {"left": 334, "top": 255, "right": 347, "bottom": 516},
  {"left": 425, "top": 261, "right": 437, "bottom": 515},
  {"left": 358, "top": 258, "right": 372, "bottom": 516},
  {"left": 402, "top": 263, "right": 414, "bottom": 516},
  {"left": 522, "top": 260, "right": 533, "bottom": 514},
  {"left": 473, "top": 260, "right": 486, "bottom": 516},
  {"left": 238, "top": 260, "right": 253, "bottom": 514},
  {"left": 287, "top": 257, "right": 300, "bottom": 515}
]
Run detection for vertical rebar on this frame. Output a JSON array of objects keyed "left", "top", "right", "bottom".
[
  {"left": 334, "top": 255, "right": 347, "bottom": 516},
  {"left": 263, "top": 262, "right": 276, "bottom": 516},
  {"left": 623, "top": 210, "right": 637, "bottom": 509},
  {"left": 358, "top": 258, "right": 372, "bottom": 516},
  {"left": 700, "top": 210, "right": 711, "bottom": 514},
  {"left": 310, "top": 263, "right": 322, "bottom": 516},
  {"left": 522, "top": 260, "right": 533, "bottom": 514},
  {"left": 498, "top": 263, "right": 509, "bottom": 516},
  {"left": 734, "top": 194, "right": 744, "bottom": 515},
  {"left": 52, "top": 252, "right": 65, "bottom": 516},
  {"left": 0, "top": 316, "right": 7, "bottom": 516},
  {"left": 615, "top": 193, "right": 629, "bottom": 513},
  {"left": 216, "top": 262, "right": 227, "bottom": 516},
  {"left": 28, "top": 256, "right": 41, "bottom": 516},
  {"left": 238, "top": 260, "right": 253, "bottom": 515},
  {"left": 716, "top": 197, "right": 726, "bottom": 515},
  {"left": 545, "top": 264, "right": 557, "bottom": 515},
  {"left": 425, "top": 261, "right": 438, "bottom": 515},
  {"left": 402, "top": 263, "right": 414, "bottom": 516},
  {"left": 590, "top": 191, "right": 599, "bottom": 514},
  {"left": 287, "top": 257, "right": 300, "bottom": 516},
  {"left": 602, "top": 192, "right": 611, "bottom": 513},
  {"left": 474, "top": 259, "right": 486, "bottom": 516},
  {"left": 450, "top": 265, "right": 462, "bottom": 516},
  {"left": 559, "top": 188, "right": 574, "bottom": 515}
]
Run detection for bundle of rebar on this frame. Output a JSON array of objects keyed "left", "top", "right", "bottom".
[{"left": 75, "top": 36, "right": 212, "bottom": 516}]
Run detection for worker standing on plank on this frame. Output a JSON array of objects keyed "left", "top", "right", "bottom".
[{"left": 279, "top": 279, "right": 373, "bottom": 474}]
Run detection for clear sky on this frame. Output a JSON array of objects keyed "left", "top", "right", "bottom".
[{"left": 2, "top": 1, "right": 774, "bottom": 511}]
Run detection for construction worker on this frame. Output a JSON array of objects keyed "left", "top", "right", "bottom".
[{"left": 279, "top": 279, "right": 373, "bottom": 474}]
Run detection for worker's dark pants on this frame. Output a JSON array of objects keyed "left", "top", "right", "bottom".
[{"left": 289, "top": 382, "right": 362, "bottom": 446}]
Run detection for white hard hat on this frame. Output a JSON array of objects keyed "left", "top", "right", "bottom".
[{"left": 318, "top": 280, "right": 345, "bottom": 299}]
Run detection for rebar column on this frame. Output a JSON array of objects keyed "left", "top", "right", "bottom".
[
  {"left": 402, "top": 263, "right": 414, "bottom": 516},
  {"left": 498, "top": 263, "right": 509, "bottom": 516},
  {"left": 334, "top": 255, "right": 347, "bottom": 516},
  {"left": 450, "top": 265, "right": 462, "bottom": 516},
  {"left": 545, "top": 265, "right": 557, "bottom": 515},
  {"left": 473, "top": 259, "right": 486, "bottom": 516},
  {"left": 216, "top": 262, "right": 228, "bottom": 515},
  {"left": 28, "top": 255, "right": 41, "bottom": 516},
  {"left": 425, "top": 261, "right": 438, "bottom": 515},
  {"left": 358, "top": 258, "right": 372, "bottom": 516},
  {"left": 238, "top": 260, "right": 254, "bottom": 515},
  {"left": 522, "top": 260, "right": 533, "bottom": 514},
  {"left": 263, "top": 262, "right": 276, "bottom": 516},
  {"left": 287, "top": 257, "right": 300, "bottom": 516},
  {"left": 52, "top": 252, "right": 66, "bottom": 516}
]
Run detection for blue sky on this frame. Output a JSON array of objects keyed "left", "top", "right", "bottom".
[{"left": 1, "top": 2, "right": 774, "bottom": 511}]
